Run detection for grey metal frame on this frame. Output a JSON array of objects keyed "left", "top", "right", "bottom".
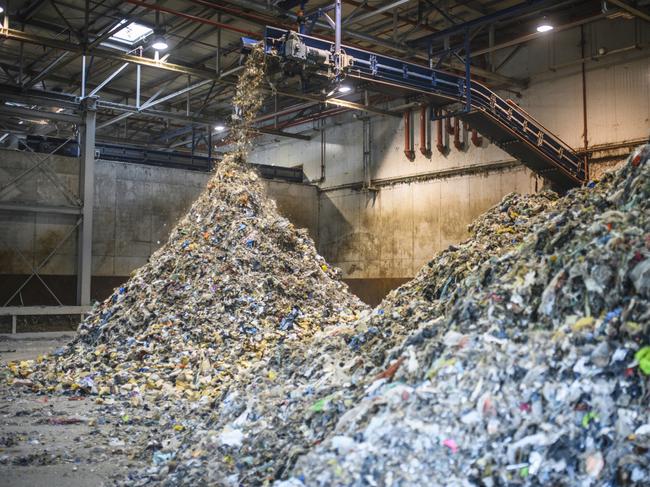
[{"left": 0, "top": 98, "right": 95, "bottom": 329}]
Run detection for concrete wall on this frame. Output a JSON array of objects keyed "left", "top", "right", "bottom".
[
  {"left": 319, "top": 167, "right": 537, "bottom": 280},
  {"left": 0, "top": 149, "right": 317, "bottom": 304}
]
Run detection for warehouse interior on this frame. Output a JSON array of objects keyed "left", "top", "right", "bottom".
[{"left": 0, "top": 1, "right": 649, "bottom": 486}]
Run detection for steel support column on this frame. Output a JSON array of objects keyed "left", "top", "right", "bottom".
[{"left": 77, "top": 98, "right": 96, "bottom": 306}]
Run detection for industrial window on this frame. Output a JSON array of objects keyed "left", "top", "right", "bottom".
[{"left": 109, "top": 19, "right": 153, "bottom": 45}]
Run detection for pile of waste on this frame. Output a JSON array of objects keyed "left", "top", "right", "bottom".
[
  {"left": 280, "top": 146, "right": 650, "bottom": 486},
  {"left": 120, "top": 159, "right": 644, "bottom": 485},
  {"left": 117, "top": 143, "right": 646, "bottom": 486},
  {"left": 346, "top": 189, "right": 560, "bottom": 366},
  {"left": 4, "top": 36, "right": 649, "bottom": 486},
  {"left": 112, "top": 188, "right": 568, "bottom": 484},
  {"left": 4, "top": 45, "right": 365, "bottom": 406}
]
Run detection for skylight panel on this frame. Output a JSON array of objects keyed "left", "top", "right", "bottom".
[{"left": 109, "top": 19, "right": 153, "bottom": 45}]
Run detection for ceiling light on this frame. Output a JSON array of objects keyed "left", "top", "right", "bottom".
[
  {"left": 151, "top": 34, "right": 168, "bottom": 51},
  {"left": 536, "top": 17, "right": 554, "bottom": 33},
  {"left": 0, "top": 7, "right": 4, "bottom": 14},
  {"left": 214, "top": 125, "right": 226, "bottom": 132},
  {"left": 338, "top": 85, "right": 352, "bottom": 93}
]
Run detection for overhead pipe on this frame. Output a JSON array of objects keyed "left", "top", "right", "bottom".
[
  {"left": 419, "top": 105, "right": 431, "bottom": 157},
  {"left": 403, "top": 110, "right": 415, "bottom": 161},
  {"left": 124, "top": 0, "right": 261, "bottom": 38},
  {"left": 348, "top": 0, "right": 411, "bottom": 25},
  {"left": 463, "top": 121, "right": 483, "bottom": 147},
  {"left": 453, "top": 117, "right": 463, "bottom": 151},
  {"left": 446, "top": 114, "right": 454, "bottom": 136},
  {"left": 471, "top": 127, "right": 483, "bottom": 147},
  {"left": 435, "top": 109, "right": 446, "bottom": 155}
]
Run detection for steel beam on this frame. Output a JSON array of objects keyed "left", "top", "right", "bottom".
[
  {"left": 76, "top": 99, "right": 96, "bottom": 306},
  {"left": 409, "top": 0, "right": 549, "bottom": 46},
  {"left": 0, "top": 104, "right": 81, "bottom": 123},
  {"left": 0, "top": 305, "right": 92, "bottom": 315},
  {"left": 88, "top": 62, "right": 130, "bottom": 97},
  {"left": 124, "top": 0, "right": 261, "bottom": 38},
  {"left": 0, "top": 83, "right": 79, "bottom": 109},
  {"left": 0, "top": 202, "right": 82, "bottom": 214},
  {"left": 606, "top": 0, "right": 650, "bottom": 23},
  {"left": 23, "top": 51, "right": 71, "bottom": 88},
  {"left": 140, "top": 79, "right": 213, "bottom": 110},
  {"left": 348, "top": 0, "right": 412, "bottom": 25},
  {"left": 471, "top": 12, "right": 610, "bottom": 57}
]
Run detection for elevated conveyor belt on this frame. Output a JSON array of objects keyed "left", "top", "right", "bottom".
[{"left": 263, "top": 27, "right": 587, "bottom": 190}]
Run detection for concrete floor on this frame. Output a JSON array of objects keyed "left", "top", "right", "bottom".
[
  {"left": 0, "top": 333, "right": 147, "bottom": 487},
  {"left": 0, "top": 332, "right": 75, "bottom": 363}
]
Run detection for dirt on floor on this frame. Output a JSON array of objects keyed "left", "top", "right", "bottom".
[{"left": 0, "top": 333, "right": 151, "bottom": 487}]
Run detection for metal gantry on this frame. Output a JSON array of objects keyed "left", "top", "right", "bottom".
[
  {"left": 0, "top": 99, "right": 95, "bottom": 331},
  {"left": 262, "top": 26, "right": 587, "bottom": 188}
]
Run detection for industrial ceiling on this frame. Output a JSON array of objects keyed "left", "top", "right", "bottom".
[{"left": 0, "top": 0, "right": 644, "bottom": 151}]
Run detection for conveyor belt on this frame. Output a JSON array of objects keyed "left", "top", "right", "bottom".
[{"left": 263, "top": 27, "right": 587, "bottom": 190}]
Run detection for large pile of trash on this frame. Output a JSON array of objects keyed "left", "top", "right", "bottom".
[
  {"left": 5, "top": 45, "right": 365, "bottom": 406},
  {"left": 4, "top": 37, "right": 649, "bottom": 487},
  {"left": 118, "top": 190, "right": 563, "bottom": 483},
  {"left": 346, "top": 190, "right": 560, "bottom": 366},
  {"left": 280, "top": 146, "right": 650, "bottom": 486},
  {"left": 120, "top": 151, "right": 648, "bottom": 486}
]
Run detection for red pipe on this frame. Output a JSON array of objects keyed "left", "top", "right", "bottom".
[
  {"left": 446, "top": 115, "right": 454, "bottom": 136},
  {"left": 190, "top": 0, "right": 286, "bottom": 28},
  {"left": 404, "top": 110, "right": 415, "bottom": 161},
  {"left": 419, "top": 105, "right": 431, "bottom": 157},
  {"left": 471, "top": 128, "right": 483, "bottom": 147},
  {"left": 436, "top": 109, "right": 445, "bottom": 155},
  {"left": 125, "top": 0, "right": 261, "bottom": 38},
  {"left": 453, "top": 117, "right": 463, "bottom": 151}
]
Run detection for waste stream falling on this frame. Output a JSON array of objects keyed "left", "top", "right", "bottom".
[{"left": 4, "top": 40, "right": 650, "bottom": 486}]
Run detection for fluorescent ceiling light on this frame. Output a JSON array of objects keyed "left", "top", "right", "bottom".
[{"left": 110, "top": 19, "right": 153, "bottom": 45}]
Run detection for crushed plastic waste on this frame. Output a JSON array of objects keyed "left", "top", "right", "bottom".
[
  {"left": 280, "top": 145, "right": 650, "bottom": 486},
  {"left": 113, "top": 147, "right": 648, "bottom": 486}
]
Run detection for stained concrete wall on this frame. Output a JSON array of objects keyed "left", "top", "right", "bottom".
[
  {"left": 0, "top": 149, "right": 317, "bottom": 304},
  {"left": 319, "top": 166, "right": 537, "bottom": 280}
]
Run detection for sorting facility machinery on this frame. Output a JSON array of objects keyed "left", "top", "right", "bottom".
[{"left": 254, "top": 26, "right": 587, "bottom": 190}]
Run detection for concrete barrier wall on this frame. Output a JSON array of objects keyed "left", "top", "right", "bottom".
[
  {"left": 318, "top": 166, "right": 537, "bottom": 280},
  {"left": 0, "top": 149, "right": 318, "bottom": 304}
]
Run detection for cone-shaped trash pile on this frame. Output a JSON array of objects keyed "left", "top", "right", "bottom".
[{"left": 6, "top": 45, "right": 365, "bottom": 406}]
